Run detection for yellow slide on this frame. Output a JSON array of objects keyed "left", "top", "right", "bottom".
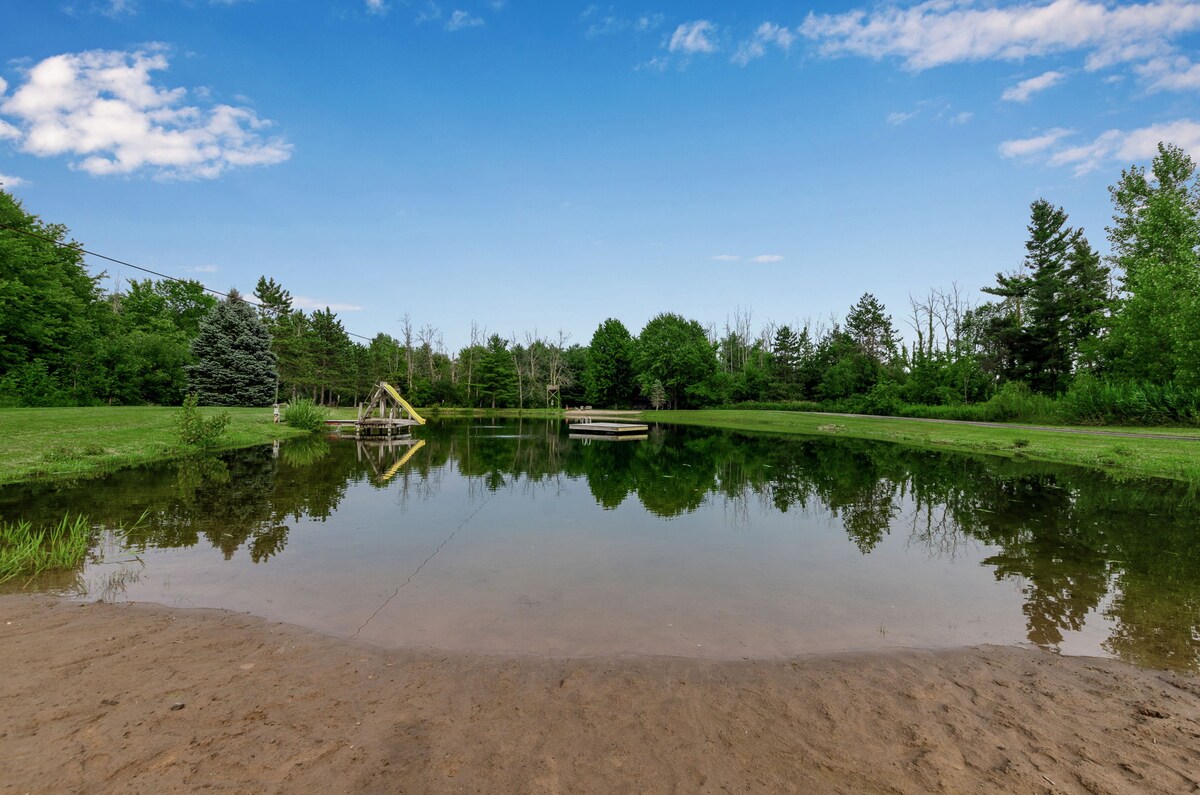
[
  {"left": 380, "top": 382, "right": 427, "bottom": 425},
  {"left": 379, "top": 439, "right": 426, "bottom": 483}
]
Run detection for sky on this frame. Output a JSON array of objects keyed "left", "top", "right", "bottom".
[{"left": 2, "top": 0, "right": 1199, "bottom": 351}]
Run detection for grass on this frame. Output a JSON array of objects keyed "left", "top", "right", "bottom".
[
  {"left": 0, "top": 515, "right": 92, "bottom": 583},
  {"left": 0, "top": 406, "right": 309, "bottom": 485},
  {"left": 3, "top": 403, "right": 1199, "bottom": 486},
  {"left": 641, "top": 409, "right": 1200, "bottom": 482}
]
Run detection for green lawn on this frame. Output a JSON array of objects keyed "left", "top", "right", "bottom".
[
  {"left": 0, "top": 406, "right": 309, "bottom": 486},
  {"left": 2, "top": 405, "right": 1198, "bottom": 487},
  {"left": 642, "top": 410, "right": 1200, "bottom": 482}
]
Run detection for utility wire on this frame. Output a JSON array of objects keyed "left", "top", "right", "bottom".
[{"left": 0, "top": 221, "right": 377, "bottom": 343}]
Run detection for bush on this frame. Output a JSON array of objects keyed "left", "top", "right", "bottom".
[
  {"left": 283, "top": 398, "right": 329, "bottom": 432},
  {"left": 176, "top": 393, "right": 231, "bottom": 449}
]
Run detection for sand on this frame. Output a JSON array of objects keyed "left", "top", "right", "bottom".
[{"left": 2, "top": 595, "right": 1199, "bottom": 794}]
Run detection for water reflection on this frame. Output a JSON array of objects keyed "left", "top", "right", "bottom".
[{"left": 1, "top": 419, "right": 1197, "bottom": 670}]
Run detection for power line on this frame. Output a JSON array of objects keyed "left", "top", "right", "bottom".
[{"left": 0, "top": 221, "right": 376, "bottom": 343}]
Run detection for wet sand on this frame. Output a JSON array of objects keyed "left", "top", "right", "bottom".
[{"left": 2, "top": 595, "right": 1199, "bottom": 794}]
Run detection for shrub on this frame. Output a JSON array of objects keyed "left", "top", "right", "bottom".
[
  {"left": 283, "top": 398, "right": 329, "bottom": 432},
  {"left": 176, "top": 393, "right": 231, "bottom": 449}
]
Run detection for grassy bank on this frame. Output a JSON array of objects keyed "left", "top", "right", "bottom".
[
  {"left": 0, "top": 407, "right": 309, "bottom": 486},
  {"left": 643, "top": 410, "right": 1200, "bottom": 482}
]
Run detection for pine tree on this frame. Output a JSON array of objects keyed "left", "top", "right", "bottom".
[{"left": 186, "top": 289, "right": 278, "bottom": 406}]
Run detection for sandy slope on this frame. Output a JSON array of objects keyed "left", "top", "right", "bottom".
[{"left": 2, "top": 595, "right": 1198, "bottom": 794}]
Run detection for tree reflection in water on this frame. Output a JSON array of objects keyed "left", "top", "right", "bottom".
[{"left": 1, "top": 419, "right": 1196, "bottom": 670}]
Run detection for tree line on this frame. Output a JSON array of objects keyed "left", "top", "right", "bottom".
[{"left": 1, "top": 142, "right": 1198, "bottom": 424}]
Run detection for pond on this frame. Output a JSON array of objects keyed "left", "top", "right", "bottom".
[{"left": 2, "top": 419, "right": 1198, "bottom": 671}]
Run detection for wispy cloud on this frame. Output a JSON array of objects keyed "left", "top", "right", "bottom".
[
  {"left": 887, "top": 110, "right": 919, "bottom": 126},
  {"left": 581, "top": 6, "right": 663, "bottom": 37},
  {"left": 999, "top": 122, "right": 1200, "bottom": 174},
  {"left": 445, "top": 9, "right": 483, "bottom": 31},
  {"left": 732, "top": 22, "right": 796, "bottom": 66},
  {"left": 750, "top": 254, "right": 784, "bottom": 263},
  {"left": 189, "top": 264, "right": 220, "bottom": 273},
  {"left": 999, "top": 128, "right": 1074, "bottom": 159},
  {"left": 1137, "top": 56, "right": 1200, "bottom": 91},
  {"left": 293, "top": 296, "right": 364, "bottom": 312},
  {"left": 669, "top": 20, "right": 718, "bottom": 55},
  {"left": 365, "top": 0, "right": 388, "bottom": 16},
  {"left": 0, "top": 47, "right": 291, "bottom": 179},
  {"left": 800, "top": 0, "right": 1200, "bottom": 72},
  {"left": 1002, "top": 70, "right": 1066, "bottom": 102}
]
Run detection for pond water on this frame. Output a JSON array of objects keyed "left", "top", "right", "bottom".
[{"left": 2, "top": 419, "right": 1198, "bottom": 670}]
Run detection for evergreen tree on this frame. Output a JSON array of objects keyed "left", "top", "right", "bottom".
[
  {"left": 186, "top": 289, "right": 278, "bottom": 406},
  {"left": 771, "top": 325, "right": 803, "bottom": 399},
  {"left": 477, "top": 334, "right": 517, "bottom": 408},
  {"left": 845, "top": 293, "right": 898, "bottom": 365},
  {"left": 584, "top": 318, "right": 635, "bottom": 407}
]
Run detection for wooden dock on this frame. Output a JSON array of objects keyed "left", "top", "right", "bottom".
[{"left": 567, "top": 421, "right": 649, "bottom": 436}]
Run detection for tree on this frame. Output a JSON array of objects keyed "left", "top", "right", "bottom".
[
  {"left": 633, "top": 313, "right": 719, "bottom": 409},
  {"left": 584, "top": 318, "right": 635, "bottom": 407},
  {"left": 187, "top": 289, "right": 278, "bottom": 406},
  {"left": 845, "top": 293, "right": 898, "bottom": 366},
  {"left": 0, "top": 188, "right": 102, "bottom": 404},
  {"left": 476, "top": 334, "right": 517, "bottom": 408},
  {"left": 1105, "top": 142, "right": 1200, "bottom": 387}
]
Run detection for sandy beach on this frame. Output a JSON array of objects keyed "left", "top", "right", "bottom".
[{"left": 2, "top": 594, "right": 1198, "bottom": 794}]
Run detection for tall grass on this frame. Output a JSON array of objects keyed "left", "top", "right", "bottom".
[
  {"left": 0, "top": 514, "right": 92, "bottom": 582},
  {"left": 725, "top": 379, "right": 1200, "bottom": 427},
  {"left": 283, "top": 398, "right": 330, "bottom": 432}
]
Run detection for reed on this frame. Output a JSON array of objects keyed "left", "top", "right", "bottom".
[{"left": 0, "top": 514, "right": 93, "bottom": 582}]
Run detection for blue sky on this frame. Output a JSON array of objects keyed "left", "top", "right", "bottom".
[{"left": 2, "top": 0, "right": 1199, "bottom": 351}]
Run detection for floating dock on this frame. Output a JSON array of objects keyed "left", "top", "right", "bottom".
[{"left": 567, "top": 421, "right": 649, "bottom": 436}]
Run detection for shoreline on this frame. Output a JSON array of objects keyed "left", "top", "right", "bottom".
[
  {"left": 3, "top": 406, "right": 1199, "bottom": 486},
  {"left": 3, "top": 594, "right": 1198, "bottom": 793}
]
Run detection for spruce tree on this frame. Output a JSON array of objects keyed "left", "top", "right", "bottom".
[{"left": 186, "top": 289, "right": 278, "bottom": 406}]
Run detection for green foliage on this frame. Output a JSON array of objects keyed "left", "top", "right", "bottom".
[
  {"left": 0, "top": 514, "right": 92, "bottom": 583},
  {"left": 176, "top": 393, "right": 232, "bottom": 449},
  {"left": 187, "top": 290, "right": 278, "bottom": 407},
  {"left": 1105, "top": 143, "right": 1200, "bottom": 388},
  {"left": 1057, "top": 376, "right": 1200, "bottom": 426},
  {"left": 634, "top": 313, "right": 720, "bottom": 409},
  {"left": 283, "top": 398, "right": 330, "bottom": 431},
  {"left": 584, "top": 318, "right": 636, "bottom": 407}
]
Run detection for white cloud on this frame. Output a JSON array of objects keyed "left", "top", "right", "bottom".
[
  {"left": 446, "top": 10, "right": 483, "bottom": 31},
  {"left": 0, "top": 173, "right": 29, "bottom": 188},
  {"left": 732, "top": 22, "right": 796, "bottom": 66},
  {"left": 669, "top": 20, "right": 717, "bottom": 55},
  {"left": 102, "top": 0, "right": 137, "bottom": 17},
  {"left": 581, "top": 6, "right": 663, "bottom": 37},
  {"left": 711, "top": 254, "right": 741, "bottom": 261},
  {"left": 1002, "top": 70, "right": 1066, "bottom": 102},
  {"left": 800, "top": 0, "right": 1200, "bottom": 72},
  {"left": 365, "top": 0, "right": 388, "bottom": 16},
  {"left": 999, "top": 127, "right": 1074, "bottom": 158},
  {"left": 0, "top": 48, "right": 291, "bottom": 179},
  {"left": 950, "top": 111, "right": 974, "bottom": 125},
  {"left": 0, "top": 119, "right": 19, "bottom": 140},
  {"left": 635, "top": 56, "right": 670, "bottom": 72},
  {"left": 750, "top": 254, "right": 784, "bottom": 263},
  {"left": 189, "top": 264, "right": 219, "bottom": 273},
  {"left": 1050, "top": 119, "right": 1200, "bottom": 174},
  {"left": 1137, "top": 56, "right": 1200, "bottom": 91},
  {"left": 0, "top": 77, "right": 7, "bottom": 95},
  {"left": 1001, "top": 120, "right": 1200, "bottom": 174},
  {"left": 887, "top": 109, "right": 919, "bottom": 126},
  {"left": 293, "top": 296, "right": 364, "bottom": 312}
]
